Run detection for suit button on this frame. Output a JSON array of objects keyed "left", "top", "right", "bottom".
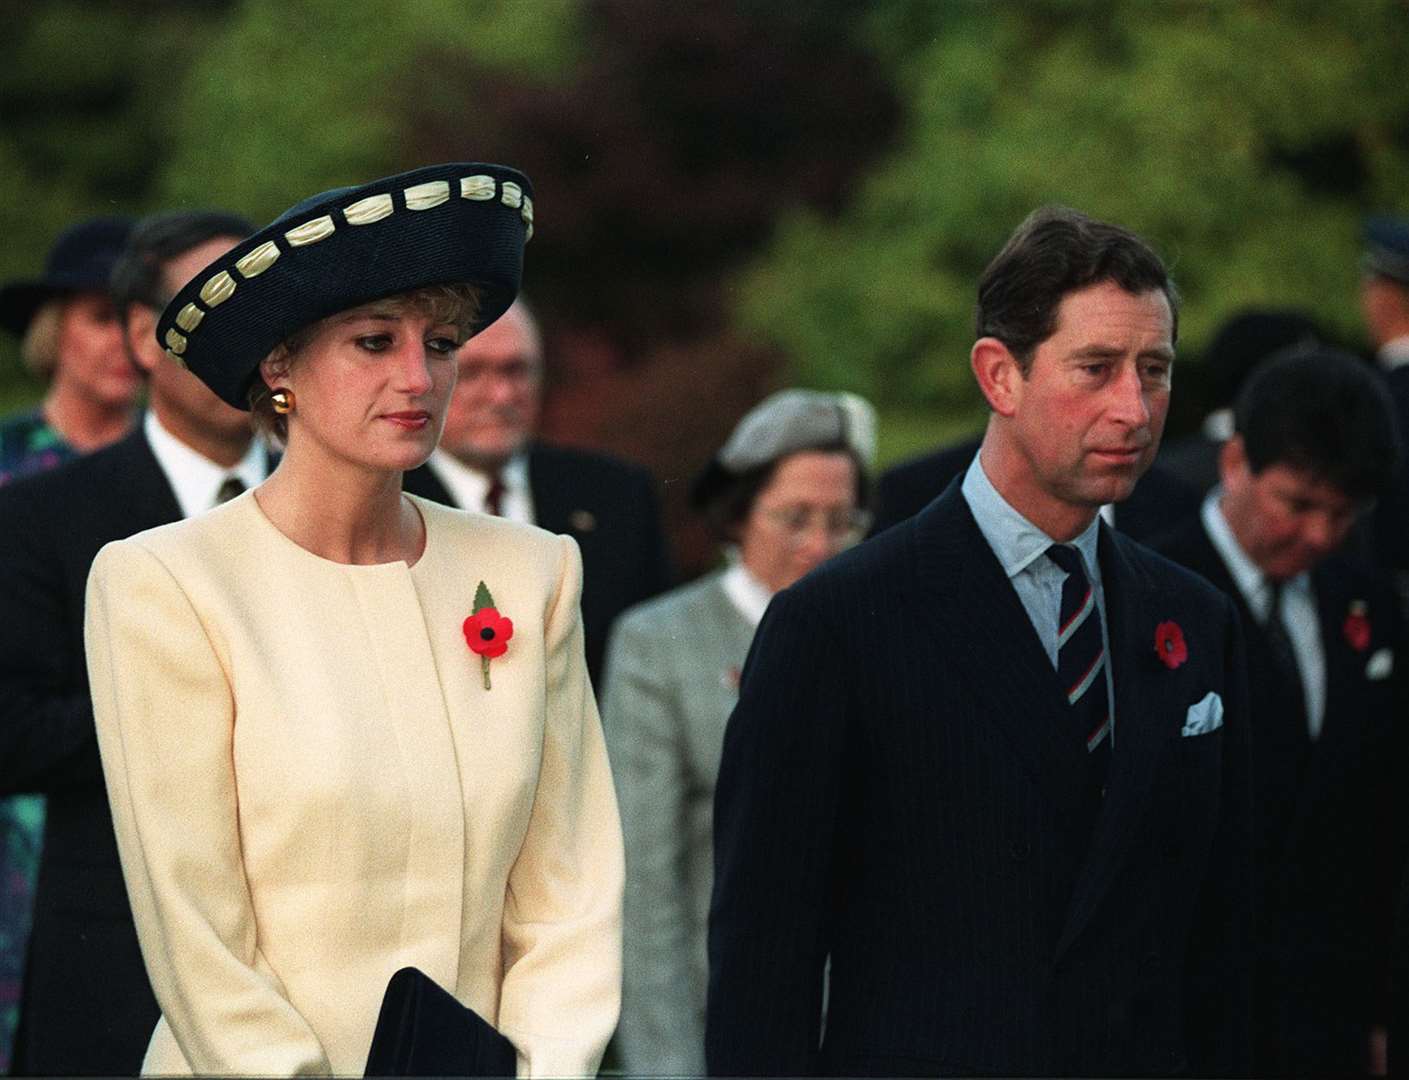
[
  {"left": 1161, "top": 839, "right": 1181, "bottom": 859},
  {"left": 1008, "top": 840, "right": 1030, "bottom": 861},
  {"left": 1143, "top": 952, "right": 1163, "bottom": 972}
]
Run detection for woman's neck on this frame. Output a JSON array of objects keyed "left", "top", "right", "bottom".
[
  {"left": 42, "top": 383, "right": 133, "bottom": 453},
  {"left": 254, "top": 442, "right": 423, "bottom": 566}
]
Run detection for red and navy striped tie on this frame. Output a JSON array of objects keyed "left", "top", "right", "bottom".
[{"left": 1047, "top": 544, "right": 1111, "bottom": 794}]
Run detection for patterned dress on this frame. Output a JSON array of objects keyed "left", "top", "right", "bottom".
[{"left": 0, "top": 406, "right": 74, "bottom": 1072}]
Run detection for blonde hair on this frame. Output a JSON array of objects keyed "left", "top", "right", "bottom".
[
  {"left": 249, "top": 283, "right": 484, "bottom": 440},
  {"left": 20, "top": 300, "right": 63, "bottom": 380}
]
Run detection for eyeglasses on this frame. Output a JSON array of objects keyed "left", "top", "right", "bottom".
[{"left": 757, "top": 505, "right": 872, "bottom": 548}]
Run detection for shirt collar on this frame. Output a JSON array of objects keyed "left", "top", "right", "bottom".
[
  {"left": 720, "top": 553, "right": 774, "bottom": 629},
  {"left": 143, "top": 410, "right": 264, "bottom": 519},
  {"left": 961, "top": 450, "right": 1101, "bottom": 580},
  {"left": 1201, "top": 487, "right": 1311, "bottom": 619},
  {"left": 427, "top": 447, "right": 529, "bottom": 510}
]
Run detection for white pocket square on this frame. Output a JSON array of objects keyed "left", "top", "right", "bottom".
[
  {"left": 1366, "top": 647, "right": 1394, "bottom": 681},
  {"left": 1182, "top": 691, "right": 1223, "bottom": 737}
]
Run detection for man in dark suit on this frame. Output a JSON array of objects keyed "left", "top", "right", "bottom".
[
  {"left": 1150, "top": 347, "right": 1404, "bottom": 1076},
  {"left": 707, "top": 207, "right": 1251, "bottom": 1076},
  {"left": 873, "top": 433, "right": 1199, "bottom": 540},
  {"left": 403, "top": 299, "right": 672, "bottom": 687},
  {"left": 0, "top": 209, "right": 261, "bottom": 1075},
  {"left": 1362, "top": 218, "right": 1409, "bottom": 587}
]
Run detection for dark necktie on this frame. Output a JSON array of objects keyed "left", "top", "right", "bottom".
[
  {"left": 215, "top": 475, "right": 246, "bottom": 505},
  {"left": 483, "top": 473, "right": 506, "bottom": 517},
  {"left": 1046, "top": 544, "right": 1112, "bottom": 798},
  {"left": 1264, "top": 580, "right": 1308, "bottom": 733}
]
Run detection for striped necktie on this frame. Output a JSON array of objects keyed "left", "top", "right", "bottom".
[{"left": 1046, "top": 544, "right": 1111, "bottom": 794}]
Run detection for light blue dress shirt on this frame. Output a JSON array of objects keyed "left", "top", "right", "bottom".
[{"left": 961, "top": 452, "right": 1116, "bottom": 742}]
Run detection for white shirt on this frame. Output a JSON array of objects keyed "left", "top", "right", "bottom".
[
  {"left": 143, "top": 410, "right": 267, "bottom": 520},
  {"left": 1377, "top": 334, "right": 1409, "bottom": 373},
  {"left": 1202, "top": 490, "right": 1325, "bottom": 738},
  {"left": 425, "top": 448, "right": 534, "bottom": 524},
  {"left": 720, "top": 555, "right": 774, "bottom": 629},
  {"left": 961, "top": 453, "right": 1116, "bottom": 738}
]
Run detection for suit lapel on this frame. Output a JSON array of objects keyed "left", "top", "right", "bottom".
[
  {"left": 526, "top": 444, "right": 569, "bottom": 533},
  {"left": 910, "top": 486, "right": 1089, "bottom": 814},
  {"left": 120, "top": 428, "right": 184, "bottom": 529},
  {"left": 1057, "top": 526, "right": 1173, "bottom": 956},
  {"left": 401, "top": 461, "right": 457, "bottom": 507}
]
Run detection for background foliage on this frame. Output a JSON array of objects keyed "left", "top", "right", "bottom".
[{"left": 3, "top": 0, "right": 1407, "bottom": 562}]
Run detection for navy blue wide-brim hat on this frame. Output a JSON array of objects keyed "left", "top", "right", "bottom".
[
  {"left": 0, "top": 216, "right": 135, "bottom": 336},
  {"left": 156, "top": 162, "right": 534, "bottom": 410}
]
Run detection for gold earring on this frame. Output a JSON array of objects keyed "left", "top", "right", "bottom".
[{"left": 270, "top": 388, "right": 295, "bottom": 415}]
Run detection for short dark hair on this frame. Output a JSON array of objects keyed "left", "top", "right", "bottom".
[
  {"left": 1235, "top": 347, "right": 1400, "bottom": 502},
  {"left": 975, "top": 206, "right": 1179, "bottom": 370},
  {"left": 109, "top": 209, "right": 255, "bottom": 320}
]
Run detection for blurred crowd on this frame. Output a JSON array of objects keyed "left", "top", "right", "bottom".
[{"left": 1, "top": 202, "right": 1409, "bottom": 1078}]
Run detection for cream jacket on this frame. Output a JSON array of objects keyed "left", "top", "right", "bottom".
[{"left": 84, "top": 492, "right": 623, "bottom": 1077}]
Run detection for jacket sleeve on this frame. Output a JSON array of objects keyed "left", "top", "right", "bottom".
[
  {"left": 497, "top": 535, "right": 625, "bottom": 1078},
  {"left": 601, "top": 606, "right": 705, "bottom": 1075},
  {"left": 707, "top": 585, "right": 847, "bottom": 1076},
  {"left": 84, "top": 540, "right": 330, "bottom": 1075}
]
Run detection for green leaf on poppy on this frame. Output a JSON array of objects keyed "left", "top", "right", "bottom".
[{"left": 473, "top": 580, "right": 496, "bottom": 614}]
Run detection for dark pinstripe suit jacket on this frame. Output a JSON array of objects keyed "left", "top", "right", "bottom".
[{"left": 706, "top": 482, "right": 1253, "bottom": 1077}]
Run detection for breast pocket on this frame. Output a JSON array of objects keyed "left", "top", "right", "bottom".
[{"left": 1171, "top": 726, "right": 1223, "bottom": 853}]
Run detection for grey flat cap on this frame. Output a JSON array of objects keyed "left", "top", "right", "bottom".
[{"left": 691, "top": 389, "right": 876, "bottom": 509}]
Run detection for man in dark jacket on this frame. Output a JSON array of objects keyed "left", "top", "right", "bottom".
[
  {"left": 1151, "top": 346, "right": 1404, "bottom": 1076},
  {"left": 0, "top": 209, "right": 261, "bottom": 1075},
  {"left": 707, "top": 206, "right": 1251, "bottom": 1077}
]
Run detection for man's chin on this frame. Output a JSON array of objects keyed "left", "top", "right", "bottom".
[
  {"left": 1086, "top": 456, "right": 1153, "bottom": 502},
  {"left": 447, "top": 438, "right": 527, "bottom": 471}
]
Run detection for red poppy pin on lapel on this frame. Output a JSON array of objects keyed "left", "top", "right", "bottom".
[
  {"left": 463, "top": 581, "right": 513, "bottom": 690},
  {"left": 1343, "top": 600, "right": 1371, "bottom": 652},
  {"left": 1154, "top": 620, "right": 1187, "bottom": 670}
]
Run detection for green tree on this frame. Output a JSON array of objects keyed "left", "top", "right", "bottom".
[
  {"left": 737, "top": 0, "right": 1409, "bottom": 437},
  {"left": 156, "top": 0, "right": 584, "bottom": 220}
]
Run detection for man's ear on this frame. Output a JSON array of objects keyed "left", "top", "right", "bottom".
[
  {"left": 1219, "top": 434, "right": 1249, "bottom": 489},
  {"left": 124, "top": 304, "right": 160, "bottom": 376},
  {"left": 970, "top": 336, "right": 1023, "bottom": 417}
]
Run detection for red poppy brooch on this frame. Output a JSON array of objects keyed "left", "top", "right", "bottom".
[
  {"left": 1154, "top": 620, "right": 1187, "bottom": 670},
  {"left": 463, "top": 581, "right": 513, "bottom": 689},
  {"left": 1343, "top": 600, "right": 1371, "bottom": 652}
]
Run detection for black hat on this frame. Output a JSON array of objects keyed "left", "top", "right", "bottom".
[
  {"left": 1201, "top": 308, "right": 1322, "bottom": 406},
  {"left": 156, "top": 162, "right": 534, "bottom": 410},
  {"left": 1364, "top": 216, "right": 1409, "bottom": 286},
  {"left": 0, "top": 216, "right": 135, "bottom": 336}
]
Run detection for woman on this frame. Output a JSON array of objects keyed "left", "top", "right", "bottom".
[
  {"left": 602, "top": 389, "right": 874, "bottom": 1076},
  {"left": 0, "top": 215, "right": 139, "bottom": 484},
  {"left": 83, "top": 164, "right": 622, "bottom": 1077}
]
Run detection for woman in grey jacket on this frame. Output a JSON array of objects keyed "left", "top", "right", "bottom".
[{"left": 602, "top": 389, "right": 874, "bottom": 1076}]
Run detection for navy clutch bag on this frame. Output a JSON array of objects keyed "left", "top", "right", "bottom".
[{"left": 364, "top": 967, "right": 517, "bottom": 1077}]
